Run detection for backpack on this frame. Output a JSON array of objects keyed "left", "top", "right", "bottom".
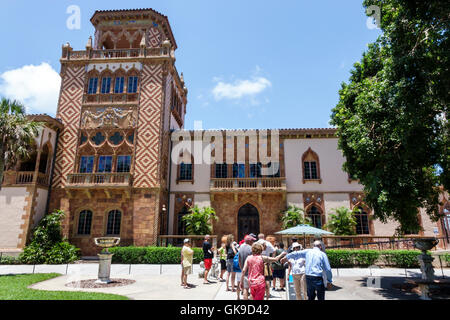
[{"left": 233, "top": 252, "right": 241, "bottom": 272}]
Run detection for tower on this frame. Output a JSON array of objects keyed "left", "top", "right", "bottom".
[{"left": 49, "top": 9, "right": 187, "bottom": 255}]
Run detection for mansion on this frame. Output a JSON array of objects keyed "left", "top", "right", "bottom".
[{"left": 1, "top": 8, "right": 449, "bottom": 255}]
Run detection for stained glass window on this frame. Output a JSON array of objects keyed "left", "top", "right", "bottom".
[
  {"left": 117, "top": 155, "right": 131, "bottom": 173},
  {"left": 88, "top": 78, "right": 98, "bottom": 94},
  {"left": 79, "top": 156, "right": 94, "bottom": 173},
  {"left": 114, "top": 77, "right": 125, "bottom": 93},
  {"left": 128, "top": 76, "right": 138, "bottom": 93},
  {"left": 101, "top": 77, "right": 111, "bottom": 94}
]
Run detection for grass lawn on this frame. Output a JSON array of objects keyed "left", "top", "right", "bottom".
[{"left": 0, "top": 273, "right": 129, "bottom": 300}]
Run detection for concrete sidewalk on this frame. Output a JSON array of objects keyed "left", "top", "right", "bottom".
[{"left": 1, "top": 264, "right": 448, "bottom": 300}]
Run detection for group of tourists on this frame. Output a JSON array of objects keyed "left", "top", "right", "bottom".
[{"left": 180, "top": 234, "right": 333, "bottom": 301}]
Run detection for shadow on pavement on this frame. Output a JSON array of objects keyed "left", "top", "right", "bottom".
[{"left": 356, "top": 276, "right": 421, "bottom": 300}]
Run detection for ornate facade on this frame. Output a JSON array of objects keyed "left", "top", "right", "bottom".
[{"left": 0, "top": 8, "right": 449, "bottom": 255}]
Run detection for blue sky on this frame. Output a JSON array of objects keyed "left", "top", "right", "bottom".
[{"left": 0, "top": 0, "right": 381, "bottom": 130}]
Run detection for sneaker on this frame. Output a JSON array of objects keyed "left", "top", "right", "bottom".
[{"left": 280, "top": 288, "right": 286, "bottom": 292}]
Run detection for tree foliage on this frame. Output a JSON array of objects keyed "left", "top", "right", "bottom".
[
  {"left": 20, "top": 210, "right": 80, "bottom": 264},
  {"left": 324, "top": 207, "right": 358, "bottom": 236},
  {"left": 0, "top": 98, "right": 41, "bottom": 190},
  {"left": 280, "top": 205, "right": 312, "bottom": 229},
  {"left": 182, "top": 205, "right": 218, "bottom": 235},
  {"left": 330, "top": 0, "right": 449, "bottom": 234}
]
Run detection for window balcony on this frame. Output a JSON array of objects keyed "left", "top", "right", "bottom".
[
  {"left": 210, "top": 177, "right": 286, "bottom": 192},
  {"left": 66, "top": 173, "right": 132, "bottom": 188}
]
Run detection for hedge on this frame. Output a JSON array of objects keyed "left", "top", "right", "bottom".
[
  {"left": 109, "top": 246, "right": 204, "bottom": 264},
  {"left": 326, "top": 249, "right": 422, "bottom": 268}
]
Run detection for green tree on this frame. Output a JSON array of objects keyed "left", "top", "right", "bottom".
[
  {"left": 324, "top": 207, "right": 358, "bottom": 236},
  {"left": 20, "top": 210, "right": 80, "bottom": 264},
  {"left": 280, "top": 205, "right": 312, "bottom": 229},
  {"left": 0, "top": 98, "right": 41, "bottom": 190},
  {"left": 182, "top": 205, "right": 218, "bottom": 235},
  {"left": 330, "top": 1, "right": 449, "bottom": 234}
]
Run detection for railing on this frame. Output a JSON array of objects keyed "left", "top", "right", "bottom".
[
  {"left": 83, "top": 93, "right": 138, "bottom": 104},
  {"left": 210, "top": 177, "right": 286, "bottom": 191},
  {"left": 16, "top": 172, "right": 34, "bottom": 184},
  {"left": 63, "top": 47, "right": 171, "bottom": 61},
  {"left": 66, "top": 173, "right": 132, "bottom": 187},
  {"left": 277, "top": 235, "right": 449, "bottom": 251}
]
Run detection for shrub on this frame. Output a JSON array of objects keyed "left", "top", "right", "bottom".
[
  {"left": 379, "top": 250, "right": 421, "bottom": 268},
  {"left": 327, "top": 250, "right": 379, "bottom": 267},
  {"left": 326, "top": 249, "right": 421, "bottom": 268},
  {"left": 19, "top": 210, "right": 80, "bottom": 264},
  {"left": 0, "top": 255, "right": 21, "bottom": 265},
  {"left": 109, "top": 246, "right": 204, "bottom": 264},
  {"left": 324, "top": 207, "right": 357, "bottom": 235},
  {"left": 182, "top": 206, "right": 218, "bottom": 235},
  {"left": 280, "top": 205, "right": 312, "bottom": 229}
]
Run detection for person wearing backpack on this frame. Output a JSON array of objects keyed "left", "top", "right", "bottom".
[{"left": 232, "top": 246, "right": 241, "bottom": 300}]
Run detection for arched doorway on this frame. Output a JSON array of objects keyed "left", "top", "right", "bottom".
[{"left": 238, "top": 203, "right": 260, "bottom": 242}]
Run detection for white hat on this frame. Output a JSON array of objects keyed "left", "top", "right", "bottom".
[
  {"left": 292, "top": 242, "right": 301, "bottom": 249},
  {"left": 184, "top": 238, "right": 190, "bottom": 243}
]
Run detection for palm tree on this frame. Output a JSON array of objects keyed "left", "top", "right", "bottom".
[
  {"left": 324, "top": 207, "right": 357, "bottom": 235},
  {"left": 182, "top": 205, "right": 218, "bottom": 235},
  {"left": 0, "top": 98, "right": 41, "bottom": 190},
  {"left": 280, "top": 205, "right": 312, "bottom": 229}
]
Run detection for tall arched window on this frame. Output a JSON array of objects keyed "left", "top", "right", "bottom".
[
  {"left": 355, "top": 206, "right": 370, "bottom": 234},
  {"left": 78, "top": 210, "right": 92, "bottom": 235},
  {"left": 106, "top": 209, "right": 121, "bottom": 235},
  {"left": 302, "top": 148, "right": 321, "bottom": 183},
  {"left": 307, "top": 205, "right": 323, "bottom": 229}
]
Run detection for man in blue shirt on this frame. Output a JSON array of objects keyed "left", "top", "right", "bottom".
[{"left": 282, "top": 240, "right": 332, "bottom": 300}]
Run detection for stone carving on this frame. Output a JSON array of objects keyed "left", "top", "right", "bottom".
[
  {"left": 81, "top": 107, "right": 136, "bottom": 128},
  {"left": 198, "top": 258, "right": 220, "bottom": 280}
]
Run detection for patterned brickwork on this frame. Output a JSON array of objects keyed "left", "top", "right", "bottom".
[
  {"left": 147, "top": 27, "right": 162, "bottom": 47},
  {"left": 52, "top": 65, "right": 85, "bottom": 188},
  {"left": 133, "top": 63, "right": 163, "bottom": 188}
]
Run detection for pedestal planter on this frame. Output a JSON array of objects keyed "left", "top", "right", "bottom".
[{"left": 94, "top": 237, "right": 120, "bottom": 284}]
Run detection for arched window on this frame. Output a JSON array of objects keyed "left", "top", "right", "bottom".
[
  {"left": 307, "top": 205, "right": 323, "bottom": 229},
  {"left": 106, "top": 209, "right": 121, "bottom": 235},
  {"left": 78, "top": 210, "right": 92, "bottom": 235},
  {"left": 355, "top": 206, "right": 370, "bottom": 234},
  {"left": 302, "top": 148, "right": 321, "bottom": 183}
]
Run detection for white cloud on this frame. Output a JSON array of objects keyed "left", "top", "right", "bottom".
[
  {"left": 212, "top": 76, "right": 271, "bottom": 101},
  {"left": 0, "top": 62, "right": 60, "bottom": 115}
]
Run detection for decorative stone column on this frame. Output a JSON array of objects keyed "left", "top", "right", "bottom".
[{"left": 96, "top": 252, "right": 114, "bottom": 284}]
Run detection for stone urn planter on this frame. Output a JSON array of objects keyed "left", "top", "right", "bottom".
[
  {"left": 413, "top": 238, "right": 439, "bottom": 281},
  {"left": 94, "top": 237, "right": 120, "bottom": 284}
]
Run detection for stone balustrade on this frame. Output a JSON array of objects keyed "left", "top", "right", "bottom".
[
  {"left": 210, "top": 177, "right": 286, "bottom": 192},
  {"left": 62, "top": 47, "right": 172, "bottom": 61},
  {"left": 66, "top": 172, "right": 132, "bottom": 187}
]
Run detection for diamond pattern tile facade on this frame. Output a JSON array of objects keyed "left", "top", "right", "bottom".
[
  {"left": 133, "top": 63, "right": 163, "bottom": 188},
  {"left": 52, "top": 65, "right": 85, "bottom": 188}
]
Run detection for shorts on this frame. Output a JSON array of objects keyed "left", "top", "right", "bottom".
[
  {"left": 204, "top": 258, "right": 212, "bottom": 270},
  {"left": 236, "top": 272, "right": 242, "bottom": 282},
  {"left": 226, "top": 259, "right": 233, "bottom": 272},
  {"left": 220, "top": 259, "right": 226, "bottom": 271},
  {"left": 265, "top": 275, "right": 273, "bottom": 282},
  {"left": 272, "top": 269, "right": 286, "bottom": 279},
  {"left": 183, "top": 265, "right": 192, "bottom": 275},
  {"left": 242, "top": 276, "right": 249, "bottom": 289}
]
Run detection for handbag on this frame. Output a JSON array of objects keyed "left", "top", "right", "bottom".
[{"left": 263, "top": 258, "right": 272, "bottom": 277}]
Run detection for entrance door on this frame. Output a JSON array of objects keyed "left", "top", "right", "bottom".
[{"left": 238, "top": 203, "right": 260, "bottom": 242}]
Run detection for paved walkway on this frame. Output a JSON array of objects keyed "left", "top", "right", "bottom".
[{"left": 1, "top": 264, "right": 449, "bottom": 300}]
